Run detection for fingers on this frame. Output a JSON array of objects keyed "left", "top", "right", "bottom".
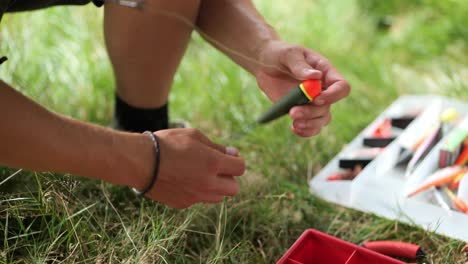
[
  {"left": 293, "top": 114, "right": 331, "bottom": 133},
  {"left": 289, "top": 104, "right": 330, "bottom": 120},
  {"left": 148, "top": 128, "right": 245, "bottom": 209},
  {"left": 291, "top": 111, "right": 331, "bottom": 137},
  {"left": 188, "top": 128, "right": 240, "bottom": 156},
  {"left": 291, "top": 126, "right": 321, "bottom": 138},
  {"left": 201, "top": 195, "right": 225, "bottom": 204},
  {"left": 213, "top": 151, "right": 246, "bottom": 177},
  {"left": 293, "top": 113, "right": 331, "bottom": 130},
  {"left": 196, "top": 176, "right": 239, "bottom": 203},
  {"left": 314, "top": 79, "right": 351, "bottom": 105},
  {"left": 213, "top": 175, "right": 240, "bottom": 196},
  {"left": 185, "top": 128, "right": 244, "bottom": 176},
  {"left": 289, "top": 104, "right": 331, "bottom": 135},
  {"left": 279, "top": 47, "right": 322, "bottom": 80},
  {"left": 304, "top": 49, "right": 351, "bottom": 105},
  {"left": 195, "top": 175, "right": 239, "bottom": 204},
  {"left": 188, "top": 128, "right": 226, "bottom": 152}
]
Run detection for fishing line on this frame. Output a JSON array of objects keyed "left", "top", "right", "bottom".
[
  {"left": 103, "top": 0, "right": 296, "bottom": 141},
  {"left": 104, "top": 0, "right": 297, "bottom": 79}
]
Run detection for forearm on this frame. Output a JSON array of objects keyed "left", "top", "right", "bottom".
[
  {"left": 196, "top": 0, "right": 279, "bottom": 74},
  {"left": 0, "top": 80, "right": 151, "bottom": 189}
]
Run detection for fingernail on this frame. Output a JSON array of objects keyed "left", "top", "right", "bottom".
[
  {"left": 226, "top": 146, "right": 239, "bottom": 156},
  {"left": 303, "top": 68, "right": 319, "bottom": 75}
]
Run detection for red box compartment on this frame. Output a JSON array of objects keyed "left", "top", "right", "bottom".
[{"left": 277, "top": 229, "right": 405, "bottom": 264}]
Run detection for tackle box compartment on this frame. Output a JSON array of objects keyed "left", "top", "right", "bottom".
[{"left": 309, "top": 95, "right": 468, "bottom": 241}]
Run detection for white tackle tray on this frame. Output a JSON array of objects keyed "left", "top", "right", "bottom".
[{"left": 310, "top": 95, "right": 468, "bottom": 241}]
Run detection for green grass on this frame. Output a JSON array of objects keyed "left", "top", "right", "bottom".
[{"left": 1, "top": 0, "right": 468, "bottom": 262}]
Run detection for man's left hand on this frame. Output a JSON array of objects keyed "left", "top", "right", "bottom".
[{"left": 255, "top": 40, "right": 350, "bottom": 137}]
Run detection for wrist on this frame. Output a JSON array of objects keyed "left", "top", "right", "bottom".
[
  {"left": 255, "top": 39, "right": 283, "bottom": 75},
  {"left": 108, "top": 131, "right": 154, "bottom": 190}
]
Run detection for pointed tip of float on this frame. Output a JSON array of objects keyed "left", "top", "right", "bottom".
[{"left": 256, "top": 115, "right": 270, "bottom": 124}]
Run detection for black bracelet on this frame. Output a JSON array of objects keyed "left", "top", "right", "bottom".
[{"left": 132, "top": 131, "right": 161, "bottom": 196}]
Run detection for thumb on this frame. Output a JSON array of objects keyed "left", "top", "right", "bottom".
[{"left": 281, "top": 49, "right": 322, "bottom": 80}]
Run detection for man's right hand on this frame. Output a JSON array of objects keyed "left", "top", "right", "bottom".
[
  {"left": 0, "top": 81, "right": 244, "bottom": 209},
  {"left": 138, "top": 128, "right": 246, "bottom": 209}
]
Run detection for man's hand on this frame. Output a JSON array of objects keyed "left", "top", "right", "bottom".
[
  {"left": 139, "top": 128, "right": 246, "bottom": 209},
  {"left": 256, "top": 40, "right": 351, "bottom": 137}
]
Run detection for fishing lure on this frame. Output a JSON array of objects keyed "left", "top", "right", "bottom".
[
  {"left": 455, "top": 143, "right": 468, "bottom": 166},
  {"left": 396, "top": 124, "right": 437, "bottom": 166},
  {"left": 405, "top": 124, "right": 442, "bottom": 178},
  {"left": 449, "top": 168, "right": 467, "bottom": 190},
  {"left": 431, "top": 187, "right": 452, "bottom": 213},
  {"left": 458, "top": 172, "right": 468, "bottom": 205},
  {"left": 445, "top": 187, "right": 468, "bottom": 214},
  {"left": 105, "top": 0, "right": 330, "bottom": 127},
  {"left": 327, "top": 165, "right": 362, "bottom": 181},
  {"left": 371, "top": 119, "right": 392, "bottom": 138},
  {"left": 326, "top": 170, "right": 357, "bottom": 181},
  {"left": 407, "top": 166, "right": 468, "bottom": 198},
  {"left": 440, "top": 118, "right": 468, "bottom": 167},
  {"left": 257, "top": 79, "right": 322, "bottom": 124}
]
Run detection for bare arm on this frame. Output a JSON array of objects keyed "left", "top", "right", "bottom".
[
  {"left": 0, "top": 80, "right": 245, "bottom": 208},
  {"left": 196, "top": 0, "right": 279, "bottom": 74},
  {"left": 0, "top": 80, "right": 152, "bottom": 189},
  {"left": 197, "top": 0, "right": 350, "bottom": 138}
]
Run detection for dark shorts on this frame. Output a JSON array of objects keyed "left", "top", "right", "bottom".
[
  {"left": 0, "top": 0, "right": 104, "bottom": 66},
  {"left": 2, "top": 0, "right": 102, "bottom": 14}
]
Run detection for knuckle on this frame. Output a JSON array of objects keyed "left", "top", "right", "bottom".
[
  {"left": 185, "top": 128, "right": 202, "bottom": 138},
  {"left": 285, "top": 46, "right": 297, "bottom": 55},
  {"left": 281, "top": 46, "right": 298, "bottom": 61},
  {"left": 316, "top": 58, "right": 331, "bottom": 72}
]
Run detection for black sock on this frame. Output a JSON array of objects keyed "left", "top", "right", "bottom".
[{"left": 114, "top": 95, "right": 169, "bottom": 133}]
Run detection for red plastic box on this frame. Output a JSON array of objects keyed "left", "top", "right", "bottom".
[{"left": 277, "top": 229, "right": 405, "bottom": 264}]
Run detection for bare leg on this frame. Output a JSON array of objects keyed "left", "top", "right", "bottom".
[{"left": 104, "top": 0, "right": 200, "bottom": 109}]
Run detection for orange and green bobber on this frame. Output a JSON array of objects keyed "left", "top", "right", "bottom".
[{"left": 257, "top": 79, "right": 322, "bottom": 124}]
